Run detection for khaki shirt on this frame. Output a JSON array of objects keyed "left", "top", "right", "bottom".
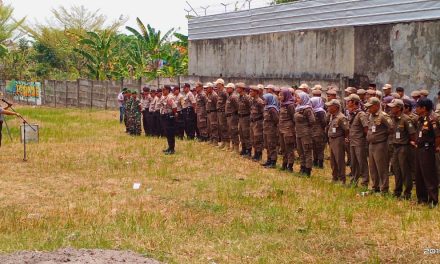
[
  {"left": 238, "top": 94, "right": 252, "bottom": 115},
  {"left": 149, "top": 96, "right": 157, "bottom": 112},
  {"left": 327, "top": 112, "right": 348, "bottom": 138},
  {"left": 173, "top": 93, "right": 184, "bottom": 111},
  {"left": 391, "top": 113, "right": 416, "bottom": 145},
  {"left": 140, "top": 95, "right": 152, "bottom": 111},
  {"left": 278, "top": 104, "right": 295, "bottom": 135},
  {"left": 206, "top": 92, "right": 218, "bottom": 112},
  {"left": 160, "top": 94, "right": 177, "bottom": 115},
  {"left": 367, "top": 111, "right": 393, "bottom": 144},
  {"left": 311, "top": 111, "right": 326, "bottom": 138},
  {"left": 264, "top": 108, "right": 279, "bottom": 135},
  {"left": 196, "top": 92, "right": 208, "bottom": 115},
  {"left": 348, "top": 110, "right": 369, "bottom": 147},
  {"left": 225, "top": 93, "right": 239, "bottom": 115},
  {"left": 154, "top": 95, "right": 163, "bottom": 112},
  {"left": 415, "top": 114, "right": 440, "bottom": 147},
  {"left": 294, "top": 108, "right": 315, "bottom": 138},
  {"left": 250, "top": 97, "right": 265, "bottom": 121},
  {"left": 216, "top": 90, "right": 228, "bottom": 111},
  {"left": 182, "top": 91, "right": 196, "bottom": 109}
]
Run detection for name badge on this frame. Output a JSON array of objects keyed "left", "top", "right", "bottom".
[
  {"left": 332, "top": 127, "right": 336, "bottom": 133},
  {"left": 372, "top": 126, "right": 376, "bottom": 133},
  {"left": 396, "top": 132, "right": 400, "bottom": 139},
  {"left": 419, "top": 131, "right": 423, "bottom": 138}
]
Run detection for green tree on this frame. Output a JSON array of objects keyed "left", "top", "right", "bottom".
[
  {"left": 126, "top": 18, "right": 175, "bottom": 80},
  {"left": 74, "top": 30, "right": 116, "bottom": 80},
  {"left": 0, "top": 2, "right": 25, "bottom": 58}
]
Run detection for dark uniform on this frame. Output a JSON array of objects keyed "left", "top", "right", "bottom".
[
  {"left": 217, "top": 89, "right": 229, "bottom": 147},
  {"left": 206, "top": 91, "right": 219, "bottom": 145},
  {"left": 182, "top": 90, "right": 197, "bottom": 139},
  {"left": 414, "top": 112, "right": 439, "bottom": 205},
  {"left": 196, "top": 91, "right": 209, "bottom": 141},
  {"left": 250, "top": 93, "right": 265, "bottom": 161},
  {"left": 327, "top": 110, "right": 349, "bottom": 183},
  {"left": 161, "top": 92, "right": 177, "bottom": 154},
  {"left": 225, "top": 92, "right": 240, "bottom": 152},
  {"left": 141, "top": 93, "right": 152, "bottom": 136},
  {"left": 173, "top": 92, "right": 185, "bottom": 139},
  {"left": 238, "top": 93, "right": 252, "bottom": 156}
]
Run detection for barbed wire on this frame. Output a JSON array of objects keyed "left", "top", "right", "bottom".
[{"left": 187, "top": 0, "right": 274, "bottom": 17}]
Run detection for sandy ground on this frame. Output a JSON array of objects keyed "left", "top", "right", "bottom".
[{"left": 0, "top": 248, "right": 161, "bottom": 264}]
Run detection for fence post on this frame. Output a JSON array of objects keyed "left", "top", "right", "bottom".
[
  {"left": 54, "top": 80, "right": 57, "bottom": 108},
  {"left": 90, "top": 80, "right": 94, "bottom": 109},
  {"left": 77, "top": 79, "right": 80, "bottom": 107},
  {"left": 65, "top": 80, "right": 68, "bottom": 107},
  {"left": 42, "top": 80, "right": 46, "bottom": 105},
  {"left": 105, "top": 80, "right": 108, "bottom": 110}
]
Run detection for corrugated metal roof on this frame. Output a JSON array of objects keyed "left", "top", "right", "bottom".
[{"left": 188, "top": 0, "right": 440, "bottom": 40}]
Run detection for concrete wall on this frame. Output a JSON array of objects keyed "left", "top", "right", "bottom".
[{"left": 189, "top": 20, "right": 440, "bottom": 93}]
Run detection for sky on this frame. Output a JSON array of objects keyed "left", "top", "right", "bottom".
[{"left": 9, "top": 0, "right": 270, "bottom": 35}]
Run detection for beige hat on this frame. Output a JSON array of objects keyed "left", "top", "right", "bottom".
[
  {"left": 299, "top": 83, "right": 309, "bottom": 89},
  {"left": 225, "top": 83, "right": 235, "bottom": 89},
  {"left": 204, "top": 82, "right": 213, "bottom": 88},
  {"left": 236, "top": 82, "right": 246, "bottom": 88},
  {"left": 357, "top": 89, "right": 366, "bottom": 95},
  {"left": 326, "top": 89, "right": 337, "bottom": 95},
  {"left": 364, "top": 97, "right": 381, "bottom": 107},
  {"left": 376, "top": 91, "right": 383, "bottom": 97},
  {"left": 391, "top": 92, "right": 401, "bottom": 99},
  {"left": 257, "top": 84, "right": 264, "bottom": 91},
  {"left": 387, "top": 99, "right": 404, "bottom": 108},
  {"left": 325, "top": 99, "right": 341, "bottom": 107},
  {"left": 214, "top": 78, "right": 225, "bottom": 85},
  {"left": 250, "top": 85, "right": 259, "bottom": 91},
  {"left": 344, "top": 94, "right": 361, "bottom": 102},
  {"left": 265, "top": 84, "right": 275, "bottom": 90},
  {"left": 420, "top": 89, "right": 429, "bottom": 96},
  {"left": 411, "top": 90, "right": 421, "bottom": 97},
  {"left": 367, "top": 89, "right": 376, "bottom": 95},
  {"left": 312, "top": 84, "right": 322, "bottom": 91},
  {"left": 327, "top": 85, "right": 339, "bottom": 91},
  {"left": 273, "top": 86, "right": 281, "bottom": 92},
  {"left": 312, "top": 89, "right": 322, "bottom": 96},
  {"left": 345, "top": 87, "right": 357, "bottom": 94}
]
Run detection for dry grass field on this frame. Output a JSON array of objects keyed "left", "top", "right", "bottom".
[{"left": 0, "top": 106, "right": 439, "bottom": 263}]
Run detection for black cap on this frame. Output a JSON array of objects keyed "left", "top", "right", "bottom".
[
  {"left": 396, "top": 87, "right": 404, "bottom": 92},
  {"left": 416, "top": 98, "right": 433, "bottom": 111},
  {"left": 163, "top": 85, "right": 171, "bottom": 91},
  {"left": 142, "top": 86, "right": 150, "bottom": 92},
  {"left": 369, "top": 83, "right": 377, "bottom": 88},
  {"left": 402, "top": 98, "right": 413, "bottom": 107},
  {"left": 157, "top": 88, "right": 162, "bottom": 93}
]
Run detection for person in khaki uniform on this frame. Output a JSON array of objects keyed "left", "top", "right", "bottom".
[
  {"left": 413, "top": 98, "right": 439, "bottom": 207},
  {"left": 172, "top": 86, "right": 185, "bottom": 140},
  {"left": 278, "top": 88, "right": 297, "bottom": 171},
  {"left": 345, "top": 94, "right": 369, "bottom": 188},
  {"left": 249, "top": 86, "right": 265, "bottom": 161},
  {"left": 195, "top": 82, "right": 209, "bottom": 142},
  {"left": 310, "top": 90, "right": 327, "bottom": 168},
  {"left": 236, "top": 83, "right": 252, "bottom": 157},
  {"left": 387, "top": 99, "right": 416, "bottom": 199},
  {"left": 182, "top": 83, "right": 197, "bottom": 140},
  {"left": 295, "top": 91, "right": 316, "bottom": 176},
  {"left": 326, "top": 99, "right": 349, "bottom": 184},
  {"left": 262, "top": 93, "right": 280, "bottom": 168},
  {"left": 215, "top": 79, "right": 229, "bottom": 148},
  {"left": 205, "top": 82, "right": 219, "bottom": 145},
  {"left": 365, "top": 97, "right": 394, "bottom": 194},
  {"left": 225, "top": 83, "right": 240, "bottom": 152}
]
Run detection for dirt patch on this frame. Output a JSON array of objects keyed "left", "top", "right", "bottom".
[{"left": 0, "top": 248, "right": 161, "bottom": 264}]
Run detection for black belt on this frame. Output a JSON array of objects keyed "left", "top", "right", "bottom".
[
  {"left": 207, "top": 110, "right": 217, "bottom": 113},
  {"left": 250, "top": 116, "right": 263, "bottom": 122},
  {"left": 182, "top": 107, "right": 194, "bottom": 112},
  {"left": 417, "top": 142, "right": 435, "bottom": 148},
  {"left": 217, "top": 109, "right": 225, "bottom": 113},
  {"left": 225, "top": 112, "right": 238, "bottom": 117},
  {"left": 393, "top": 143, "right": 409, "bottom": 147},
  {"left": 238, "top": 113, "right": 250, "bottom": 118}
]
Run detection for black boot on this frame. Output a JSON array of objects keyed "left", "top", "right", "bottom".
[
  {"left": 299, "top": 166, "right": 305, "bottom": 174},
  {"left": 262, "top": 159, "right": 271, "bottom": 167},
  {"left": 252, "top": 151, "right": 261, "bottom": 162},
  {"left": 280, "top": 162, "right": 287, "bottom": 171},
  {"left": 239, "top": 148, "right": 246, "bottom": 156},
  {"left": 313, "top": 159, "right": 318, "bottom": 167},
  {"left": 244, "top": 149, "right": 252, "bottom": 158},
  {"left": 305, "top": 168, "right": 311, "bottom": 177},
  {"left": 266, "top": 160, "right": 276, "bottom": 168},
  {"left": 287, "top": 163, "right": 293, "bottom": 172},
  {"left": 318, "top": 160, "right": 324, "bottom": 168}
]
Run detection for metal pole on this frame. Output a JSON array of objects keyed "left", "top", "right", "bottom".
[{"left": 23, "top": 121, "right": 27, "bottom": 162}]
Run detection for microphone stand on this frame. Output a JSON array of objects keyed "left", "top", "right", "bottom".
[{"left": 1, "top": 98, "right": 36, "bottom": 161}]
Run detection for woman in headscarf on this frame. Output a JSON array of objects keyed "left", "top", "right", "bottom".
[
  {"left": 276, "top": 88, "right": 297, "bottom": 172},
  {"left": 294, "top": 91, "right": 316, "bottom": 176},
  {"left": 310, "top": 92, "right": 327, "bottom": 168},
  {"left": 262, "top": 93, "right": 280, "bottom": 168}
]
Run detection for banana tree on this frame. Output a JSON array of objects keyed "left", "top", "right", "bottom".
[
  {"left": 73, "top": 30, "right": 116, "bottom": 80},
  {"left": 126, "top": 18, "right": 174, "bottom": 81}
]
